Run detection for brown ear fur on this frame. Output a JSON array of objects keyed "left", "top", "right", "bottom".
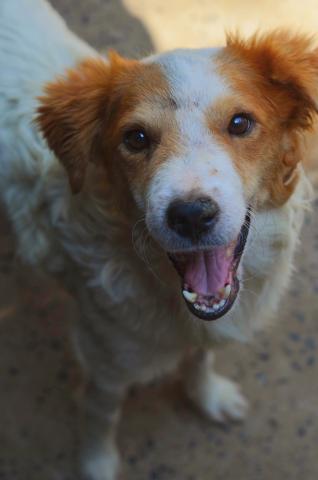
[
  {"left": 226, "top": 31, "right": 318, "bottom": 205},
  {"left": 36, "top": 52, "right": 137, "bottom": 193},
  {"left": 226, "top": 30, "right": 318, "bottom": 130}
]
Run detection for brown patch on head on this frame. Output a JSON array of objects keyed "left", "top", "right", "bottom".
[
  {"left": 36, "top": 52, "right": 171, "bottom": 195},
  {"left": 212, "top": 30, "right": 318, "bottom": 208},
  {"left": 106, "top": 86, "right": 181, "bottom": 200}
]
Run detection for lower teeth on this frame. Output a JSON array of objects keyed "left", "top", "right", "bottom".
[
  {"left": 192, "top": 300, "right": 226, "bottom": 313},
  {"left": 183, "top": 284, "right": 231, "bottom": 307},
  {"left": 182, "top": 281, "right": 233, "bottom": 314}
]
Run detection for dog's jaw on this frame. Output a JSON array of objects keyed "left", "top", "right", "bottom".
[{"left": 167, "top": 208, "right": 251, "bottom": 320}]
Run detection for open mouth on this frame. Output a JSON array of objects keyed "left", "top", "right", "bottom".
[{"left": 169, "top": 210, "right": 251, "bottom": 321}]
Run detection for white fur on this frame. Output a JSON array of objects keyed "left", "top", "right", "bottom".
[
  {"left": 185, "top": 351, "right": 249, "bottom": 422},
  {"left": 146, "top": 144, "right": 246, "bottom": 250},
  {"left": 82, "top": 436, "right": 120, "bottom": 480},
  {"left": 145, "top": 48, "right": 246, "bottom": 250},
  {"left": 146, "top": 48, "right": 227, "bottom": 109},
  {"left": 0, "top": 2, "right": 313, "bottom": 479}
]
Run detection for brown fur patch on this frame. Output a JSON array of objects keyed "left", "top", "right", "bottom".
[
  {"left": 214, "top": 30, "right": 318, "bottom": 207},
  {"left": 36, "top": 52, "right": 170, "bottom": 194}
]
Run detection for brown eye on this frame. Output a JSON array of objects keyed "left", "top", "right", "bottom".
[
  {"left": 228, "top": 113, "right": 254, "bottom": 136},
  {"left": 123, "top": 129, "right": 150, "bottom": 152}
]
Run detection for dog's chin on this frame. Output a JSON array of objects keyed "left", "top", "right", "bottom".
[{"left": 167, "top": 210, "right": 251, "bottom": 321}]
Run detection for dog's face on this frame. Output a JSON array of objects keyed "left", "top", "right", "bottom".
[{"left": 37, "top": 32, "right": 318, "bottom": 321}]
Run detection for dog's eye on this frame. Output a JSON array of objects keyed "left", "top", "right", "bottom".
[
  {"left": 228, "top": 113, "right": 254, "bottom": 136},
  {"left": 123, "top": 129, "right": 150, "bottom": 152}
]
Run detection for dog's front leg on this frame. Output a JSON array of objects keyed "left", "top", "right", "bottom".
[
  {"left": 184, "top": 349, "right": 248, "bottom": 423},
  {"left": 78, "top": 378, "right": 124, "bottom": 480}
]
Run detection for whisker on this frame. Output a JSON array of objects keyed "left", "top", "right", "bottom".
[{"left": 240, "top": 285, "right": 259, "bottom": 299}]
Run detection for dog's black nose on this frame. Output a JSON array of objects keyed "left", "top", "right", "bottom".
[{"left": 167, "top": 197, "right": 220, "bottom": 240}]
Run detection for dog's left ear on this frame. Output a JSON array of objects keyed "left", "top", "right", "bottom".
[
  {"left": 227, "top": 31, "right": 318, "bottom": 203},
  {"left": 226, "top": 30, "right": 318, "bottom": 130},
  {"left": 37, "top": 53, "right": 137, "bottom": 193}
]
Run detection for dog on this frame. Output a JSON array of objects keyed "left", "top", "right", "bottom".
[{"left": 0, "top": 1, "right": 316, "bottom": 479}]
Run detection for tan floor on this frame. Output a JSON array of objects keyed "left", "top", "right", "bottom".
[{"left": 1, "top": 1, "right": 318, "bottom": 479}]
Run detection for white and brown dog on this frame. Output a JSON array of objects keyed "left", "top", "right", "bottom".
[{"left": 0, "top": 1, "right": 316, "bottom": 479}]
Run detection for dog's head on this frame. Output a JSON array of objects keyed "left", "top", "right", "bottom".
[{"left": 37, "top": 31, "right": 318, "bottom": 321}]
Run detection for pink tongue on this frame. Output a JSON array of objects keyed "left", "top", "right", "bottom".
[{"left": 183, "top": 247, "right": 232, "bottom": 296}]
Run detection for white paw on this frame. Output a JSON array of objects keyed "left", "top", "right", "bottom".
[
  {"left": 188, "top": 373, "right": 249, "bottom": 423},
  {"left": 82, "top": 443, "right": 120, "bottom": 480}
]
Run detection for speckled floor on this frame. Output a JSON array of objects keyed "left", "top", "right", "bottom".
[{"left": 1, "top": 1, "right": 318, "bottom": 479}]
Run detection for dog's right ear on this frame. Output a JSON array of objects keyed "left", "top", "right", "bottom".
[{"left": 37, "top": 53, "right": 137, "bottom": 193}]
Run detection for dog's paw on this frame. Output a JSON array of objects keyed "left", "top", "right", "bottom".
[
  {"left": 187, "top": 372, "right": 249, "bottom": 423},
  {"left": 203, "top": 374, "right": 249, "bottom": 423},
  {"left": 81, "top": 443, "right": 120, "bottom": 480}
]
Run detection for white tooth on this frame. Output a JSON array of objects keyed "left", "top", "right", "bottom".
[
  {"left": 219, "top": 299, "right": 226, "bottom": 308},
  {"left": 183, "top": 290, "right": 198, "bottom": 303},
  {"left": 206, "top": 306, "right": 214, "bottom": 314},
  {"left": 224, "top": 284, "right": 231, "bottom": 299},
  {"left": 194, "top": 303, "right": 200, "bottom": 310},
  {"left": 201, "top": 304, "right": 207, "bottom": 312},
  {"left": 213, "top": 303, "right": 220, "bottom": 311}
]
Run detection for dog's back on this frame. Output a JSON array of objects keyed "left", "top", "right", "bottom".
[{"left": 0, "top": 0, "right": 97, "bottom": 266}]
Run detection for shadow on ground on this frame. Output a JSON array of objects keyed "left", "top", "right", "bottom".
[{"left": 51, "top": 0, "right": 155, "bottom": 57}]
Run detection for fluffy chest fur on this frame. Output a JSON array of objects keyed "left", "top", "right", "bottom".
[{"left": 50, "top": 166, "right": 311, "bottom": 349}]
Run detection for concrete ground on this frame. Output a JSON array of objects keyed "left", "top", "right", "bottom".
[{"left": 1, "top": 1, "right": 318, "bottom": 479}]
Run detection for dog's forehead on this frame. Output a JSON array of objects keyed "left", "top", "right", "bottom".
[{"left": 143, "top": 48, "right": 230, "bottom": 109}]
